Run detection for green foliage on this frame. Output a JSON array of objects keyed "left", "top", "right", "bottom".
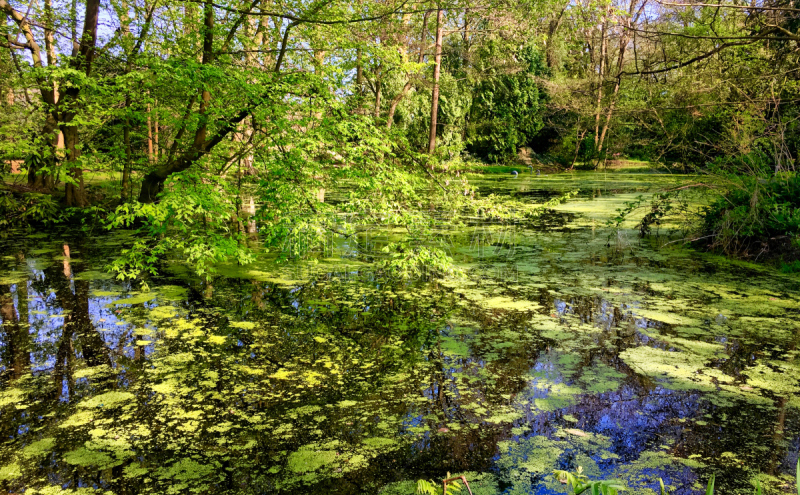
[
  {"left": 416, "top": 477, "right": 463, "bottom": 495},
  {"left": 0, "top": 190, "right": 64, "bottom": 227},
  {"left": 705, "top": 474, "right": 715, "bottom": 495},
  {"left": 606, "top": 190, "right": 694, "bottom": 245},
  {"left": 554, "top": 467, "right": 625, "bottom": 495},
  {"left": 106, "top": 192, "right": 254, "bottom": 283},
  {"left": 701, "top": 174, "right": 800, "bottom": 257},
  {"left": 466, "top": 44, "right": 548, "bottom": 162},
  {"left": 780, "top": 260, "right": 800, "bottom": 273}
]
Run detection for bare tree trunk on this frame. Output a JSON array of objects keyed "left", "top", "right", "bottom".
[
  {"left": 147, "top": 103, "right": 155, "bottom": 163},
  {"left": 373, "top": 64, "right": 382, "bottom": 120},
  {"left": 356, "top": 47, "right": 364, "bottom": 99},
  {"left": 569, "top": 128, "right": 587, "bottom": 171},
  {"left": 154, "top": 105, "right": 160, "bottom": 159},
  {"left": 593, "top": 14, "right": 608, "bottom": 152},
  {"left": 427, "top": 8, "right": 443, "bottom": 154}
]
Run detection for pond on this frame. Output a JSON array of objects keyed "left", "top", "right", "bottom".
[{"left": 1, "top": 171, "right": 799, "bottom": 494}]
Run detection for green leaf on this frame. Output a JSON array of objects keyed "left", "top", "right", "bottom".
[{"left": 706, "top": 474, "right": 715, "bottom": 495}]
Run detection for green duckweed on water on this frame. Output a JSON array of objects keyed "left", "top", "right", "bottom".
[{"left": 0, "top": 172, "right": 799, "bottom": 494}]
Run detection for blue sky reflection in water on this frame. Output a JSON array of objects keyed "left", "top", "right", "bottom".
[{"left": 0, "top": 172, "right": 799, "bottom": 494}]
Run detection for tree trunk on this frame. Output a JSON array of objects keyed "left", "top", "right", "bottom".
[
  {"left": 63, "top": 124, "right": 88, "bottom": 207},
  {"left": 154, "top": 106, "right": 160, "bottom": 159},
  {"left": 2, "top": 0, "right": 61, "bottom": 190},
  {"left": 121, "top": 94, "right": 133, "bottom": 202},
  {"left": 147, "top": 104, "right": 155, "bottom": 163},
  {"left": 356, "top": 47, "right": 364, "bottom": 99},
  {"left": 427, "top": 8, "right": 443, "bottom": 154},
  {"left": 593, "top": 15, "right": 608, "bottom": 152},
  {"left": 373, "top": 64, "right": 382, "bottom": 120}
]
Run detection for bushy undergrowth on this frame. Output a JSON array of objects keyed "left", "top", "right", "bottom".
[
  {"left": 701, "top": 173, "right": 800, "bottom": 260},
  {"left": 0, "top": 189, "right": 64, "bottom": 227}
]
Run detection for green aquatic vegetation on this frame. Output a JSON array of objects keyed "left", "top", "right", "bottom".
[
  {"left": 576, "top": 361, "right": 627, "bottom": 394},
  {"left": 742, "top": 363, "right": 800, "bottom": 397},
  {"left": 21, "top": 438, "right": 55, "bottom": 460},
  {"left": 287, "top": 447, "right": 339, "bottom": 473},
  {"left": 479, "top": 295, "right": 541, "bottom": 311},
  {"left": 229, "top": 321, "right": 256, "bottom": 330},
  {"left": 147, "top": 305, "right": 179, "bottom": 320},
  {"left": 0, "top": 462, "right": 21, "bottom": 482},
  {"left": 107, "top": 292, "right": 156, "bottom": 306},
  {"left": 633, "top": 308, "right": 703, "bottom": 326},
  {"left": 72, "top": 270, "right": 114, "bottom": 281},
  {"left": 441, "top": 336, "right": 472, "bottom": 358},
  {"left": 158, "top": 285, "right": 189, "bottom": 301},
  {"left": 554, "top": 428, "right": 614, "bottom": 453},
  {"left": 78, "top": 390, "right": 135, "bottom": 409},
  {"left": 62, "top": 448, "right": 118, "bottom": 469},
  {"left": 620, "top": 344, "right": 723, "bottom": 391},
  {"left": 497, "top": 436, "right": 569, "bottom": 477},
  {"left": 494, "top": 434, "right": 612, "bottom": 494},
  {"left": 607, "top": 450, "right": 706, "bottom": 494},
  {"left": 0, "top": 271, "right": 26, "bottom": 285},
  {"left": 91, "top": 290, "right": 121, "bottom": 297}
]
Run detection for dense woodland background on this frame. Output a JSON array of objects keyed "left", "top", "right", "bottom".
[{"left": 2, "top": 0, "right": 800, "bottom": 272}]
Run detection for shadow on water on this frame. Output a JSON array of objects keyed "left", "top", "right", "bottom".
[{"left": 1, "top": 173, "right": 799, "bottom": 494}]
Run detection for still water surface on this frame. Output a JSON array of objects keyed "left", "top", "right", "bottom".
[{"left": 1, "top": 172, "right": 799, "bottom": 494}]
